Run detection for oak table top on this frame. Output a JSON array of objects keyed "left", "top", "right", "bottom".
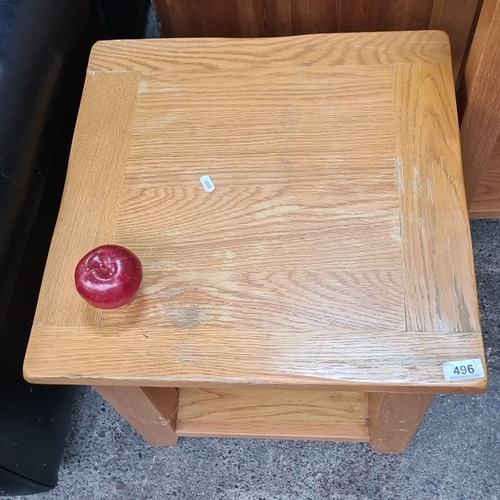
[{"left": 24, "top": 32, "right": 486, "bottom": 397}]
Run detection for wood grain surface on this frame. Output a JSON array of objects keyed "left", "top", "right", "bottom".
[
  {"left": 109, "top": 58, "right": 403, "bottom": 334},
  {"left": 176, "top": 387, "right": 369, "bottom": 441},
  {"left": 25, "top": 34, "right": 485, "bottom": 397},
  {"left": 88, "top": 31, "right": 450, "bottom": 74},
  {"left": 460, "top": 0, "right": 500, "bottom": 213},
  {"left": 469, "top": 133, "right": 500, "bottom": 218},
  {"left": 429, "top": 0, "right": 480, "bottom": 83},
  {"left": 32, "top": 72, "right": 140, "bottom": 327},
  {"left": 95, "top": 386, "right": 179, "bottom": 445},
  {"left": 369, "top": 392, "right": 435, "bottom": 453},
  {"left": 23, "top": 326, "right": 486, "bottom": 393},
  {"left": 340, "top": 0, "right": 433, "bottom": 32},
  {"left": 394, "top": 62, "right": 481, "bottom": 333}
]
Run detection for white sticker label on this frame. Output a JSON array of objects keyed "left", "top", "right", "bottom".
[
  {"left": 443, "top": 358, "right": 485, "bottom": 381},
  {"left": 200, "top": 175, "right": 215, "bottom": 192}
]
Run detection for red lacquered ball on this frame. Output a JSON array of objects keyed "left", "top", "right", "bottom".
[{"left": 75, "top": 245, "right": 142, "bottom": 309}]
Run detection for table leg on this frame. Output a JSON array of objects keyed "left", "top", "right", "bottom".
[
  {"left": 368, "top": 393, "right": 435, "bottom": 453},
  {"left": 94, "top": 386, "right": 179, "bottom": 445}
]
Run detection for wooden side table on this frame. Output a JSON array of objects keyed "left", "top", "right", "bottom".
[{"left": 24, "top": 32, "right": 487, "bottom": 453}]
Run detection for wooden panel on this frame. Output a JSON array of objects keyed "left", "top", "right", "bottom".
[
  {"left": 23, "top": 326, "right": 487, "bottom": 394},
  {"left": 176, "top": 387, "right": 369, "bottom": 441},
  {"left": 469, "top": 132, "right": 500, "bottom": 218},
  {"left": 339, "top": 0, "right": 391, "bottom": 32},
  {"left": 461, "top": 0, "right": 500, "bottom": 209},
  {"left": 95, "top": 386, "right": 179, "bottom": 445},
  {"left": 153, "top": 0, "right": 339, "bottom": 37},
  {"left": 32, "top": 72, "right": 140, "bottom": 327},
  {"left": 340, "top": 0, "right": 433, "bottom": 32},
  {"left": 429, "top": 0, "right": 480, "bottom": 84},
  {"left": 153, "top": 0, "right": 240, "bottom": 37},
  {"left": 115, "top": 188, "right": 401, "bottom": 272},
  {"left": 109, "top": 61, "right": 404, "bottom": 333},
  {"left": 394, "top": 62, "right": 481, "bottom": 333},
  {"left": 128, "top": 68, "right": 396, "bottom": 159},
  {"left": 236, "top": 0, "right": 291, "bottom": 37},
  {"left": 88, "top": 32, "right": 451, "bottom": 74},
  {"left": 290, "top": 0, "right": 338, "bottom": 35},
  {"left": 369, "top": 393, "right": 435, "bottom": 453},
  {"left": 385, "top": 0, "right": 434, "bottom": 30},
  {"left": 103, "top": 269, "right": 403, "bottom": 332}
]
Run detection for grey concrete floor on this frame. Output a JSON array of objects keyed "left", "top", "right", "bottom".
[{"left": 15, "top": 219, "right": 500, "bottom": 499}]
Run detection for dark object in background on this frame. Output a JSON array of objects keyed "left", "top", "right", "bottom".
[{"left": 0, "top": 0, "right": 148, "bottom": 495}]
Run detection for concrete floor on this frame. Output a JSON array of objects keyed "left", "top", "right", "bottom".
[{"left": 15, "top": 219, "right": 500, "bottom": 499}]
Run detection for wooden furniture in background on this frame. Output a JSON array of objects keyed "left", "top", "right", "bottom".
[
  {"left": 152, "top": 0, "right": 479, "bottom": 85},
  {"left": 24, "top": 32, "right": 486, "bottom": 453},
  {"left": 460, "top": 0, "right": 500, "bottom": 218}
]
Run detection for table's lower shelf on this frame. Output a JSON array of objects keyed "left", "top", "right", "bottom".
[
  {"left": 175, "top": 387, "right": 370, "bottom": 442},
  {"left": 95, "top": 385, "right": 435, "bottom": 452}
]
